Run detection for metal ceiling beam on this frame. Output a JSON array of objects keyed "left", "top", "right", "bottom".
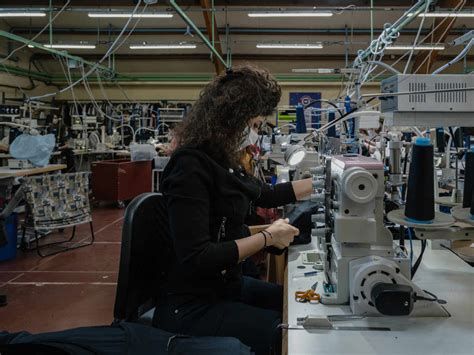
[
  {"left": 169, "top": 0, "right": 229, "bottom": 70},
  {"left": 30, "top": 53, "right": 474, "bottom": 61},
  {"left": 200, "top": 0, "right": 225, "bottom": 74},
  {"left": 0, "top": 29, "right": 113, "bottom": 74},
  {"left": 9, "top": 27, "right": 471, "bottom": 37},
  {"left": 2, "top": 0, "right": 424, "bottom": 6},
  {"left": 412, "top": 0, "right": 464, "bottom": 74}
]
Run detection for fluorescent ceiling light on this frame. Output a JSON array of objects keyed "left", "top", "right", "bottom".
[
  {"left": 88, "top": 12, "right": 173, "bottom": 18},
  {"left": 1, "top": 12, "right": 46, "bottom": 17},
  {"left": 386, "top": 45, "right": 445, "bottom": 50},
  {"left": 129, "top": 44, "right": 196, "bottom": 49},
  {"left": 248, "top": 12, "right": 332, "bottom": 17},
  {"left": 257, "top": 43, "right": 323, "bottom": 49},
  {"left": 28, "top": 44, "right": 96, "bottom": 49},
  {"left": 419, "top": 12, "right": 474, "bottom": 18}
]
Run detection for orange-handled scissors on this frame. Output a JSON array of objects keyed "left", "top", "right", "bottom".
[{"left": 295, "top": 282, "right": 321, "bottom": 303}]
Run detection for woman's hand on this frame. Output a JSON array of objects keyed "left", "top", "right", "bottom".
[{"left": 265, "top": 218, "right": 299, "bottom": 249}]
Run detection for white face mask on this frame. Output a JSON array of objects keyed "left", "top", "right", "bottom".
[
  {"left": 240, "top": 127, "right": 259, "bottom": 150},
  {"left": 248, "top": 128, "right": 259, "bottom": 145}
]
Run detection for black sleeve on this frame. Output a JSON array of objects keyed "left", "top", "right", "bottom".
[
  {"left": 254, "top": 181, "right": 297, "bottom": 208},
  {"left": 162, "top": 153, "right": 239, "bottom": 273}
]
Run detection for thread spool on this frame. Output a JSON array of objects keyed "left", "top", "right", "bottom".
[
  {"left": 435, "top": 128, "right": 445, "bottom": 153},
  {"left": 463, "top": 150, "right": 474, "bottom": 208},
  {"left": 405, "top": 137, "right": 435, "bottom": 222}
]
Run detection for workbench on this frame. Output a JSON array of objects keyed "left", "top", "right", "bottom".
[
  {"left": 0, "top": 164, "right": 66, "bottom": 178},
  {"left": 284, "top": 239, "right": 474, "bottom": 355}
]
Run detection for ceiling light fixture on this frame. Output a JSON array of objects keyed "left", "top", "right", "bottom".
[
  {"left": 88, "top": 12, "right": 173, "bottom": 18},
  {"left": 386, "top": 45, "right": 445, "bottom": 50},
  {"left": 419, "top": 12, "right": 474, "bottom": 18},
  {"left": 28, "top": 44, "right": 96, "bottom": 49},
  {"left": 248, "top": 11, "right": 333, "bottom": 17},
  {"left": 257, "top": 43, "right": 323, "bottom": 49},
  {"left": 1, "top": 12, "right": 46, "bottom": 17},
  {"left": 129, "top": 44, "right": 196, "bottom": 49}
]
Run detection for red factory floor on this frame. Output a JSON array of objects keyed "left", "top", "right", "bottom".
[{"left": 0, "top": 206, "right": 125, "bottom": 334}]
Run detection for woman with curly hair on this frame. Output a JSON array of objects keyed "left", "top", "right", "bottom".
[{"left": 153, "top": 65, "right": 313, "bottom": 355}]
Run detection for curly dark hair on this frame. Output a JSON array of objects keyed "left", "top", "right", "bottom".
[{"left": 174, "top": 65, "right": 281, "bottom": 168}]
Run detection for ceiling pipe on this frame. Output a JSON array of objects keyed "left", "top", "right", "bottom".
[
  {"left": 0, "top": 29, "right": 113, "bottom": 74},
  {"left": 169, "top": 0, "right": 229, "bottom": 70},
  {"left": 10, "top": 27, "right": 470, "bottom": 36}
]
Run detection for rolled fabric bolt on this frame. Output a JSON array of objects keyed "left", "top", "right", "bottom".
[
  {"left": 463, "top": 150, "right": 474, "bottom": 208},
  {"left": 405, "top": 137, "right": 435, "bottom": 222}
]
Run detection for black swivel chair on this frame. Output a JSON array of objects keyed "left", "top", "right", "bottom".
[
  {"left": 112, "top": 193, "right": 252, "bottom": 355},
  {"left": 113, "top": 192, "right": 172, "bottom": 325}
]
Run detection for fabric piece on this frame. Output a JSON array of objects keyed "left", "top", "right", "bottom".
[
  {"left": 10, "top": 134, "right": 56, "bottom": 167},
  {"left": 22, "top": 172, "right": 91, "bottom": 230}
]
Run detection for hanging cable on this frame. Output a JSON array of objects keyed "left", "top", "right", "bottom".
[
  {"left": 0, "top": 0, "right": 71, "bottom": 66},
  {"left": 403, "top": 0, "right": 430, "bottom": 74},
  {"left": 29, "top": 0, "right": 146, "bottom": 101}
]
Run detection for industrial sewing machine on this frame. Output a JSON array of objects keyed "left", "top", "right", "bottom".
[{"left": 311, "top": 154, "right": 451, "bottom": 317}]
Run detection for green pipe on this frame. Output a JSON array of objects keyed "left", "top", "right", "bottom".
[
  {"left": 1, "top": 63, "right": 391, "bottom": 84},
  {"left": 0, "top": 64, "right": 51, "bottom": 81},
  {"left": 48, "top": 73, "right": 390, "bottom": 83},
  {"left": 0, "top": 30, "right": 113, "bottom": 74},
  {"left": 170, "top": 0, "right": 229, "bottom": 70}
]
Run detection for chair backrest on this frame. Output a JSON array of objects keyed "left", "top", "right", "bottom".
[
  {"left": 114, "top": 192, "right": 171, "bottom": 323},
  {"left": 22, "top": 172, "right": 91, "bottom": 230}
]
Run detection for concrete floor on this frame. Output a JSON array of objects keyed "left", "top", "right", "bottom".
[{"left": 0, "top": 207, "right": 125, "bottom": 334}]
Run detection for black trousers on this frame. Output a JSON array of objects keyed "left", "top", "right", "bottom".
[
  {"left": 0, "top": 323, "right": 251, "bottom": 355},
  {"left": 153, "top": 276, "right": 283, "bottom": 355}
]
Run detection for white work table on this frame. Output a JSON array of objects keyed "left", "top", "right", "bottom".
[
  {"left": 0, "top": 164, "right": 66, "bottom": 178},
  {"left": 285, "top": 240, "right": 474, "bottom": 355}
]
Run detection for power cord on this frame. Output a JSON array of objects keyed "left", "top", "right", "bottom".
[
  {"left": 411, "top": 239, "right": 426, "bottom": 279},
  {"left": 414, "top": 290, "right": 447, "bottom": 305}
]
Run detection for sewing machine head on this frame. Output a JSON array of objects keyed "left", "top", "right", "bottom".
[{"left": 330, "top": 154, "right": 385, "bottom": 244}]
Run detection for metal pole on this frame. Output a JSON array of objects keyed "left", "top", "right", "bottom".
[
  {"left": 211, "top": 0, "right": 215, "bottom": 47},
  {"left": 170, "top": 0, "right": 229, "bottom": 69},
  {"left": 370, "top": 0, "right": 374, "bottom": 43},
  {"left": 49, "top": 0, "right": 53, "bottom": 46},
  {"left": 344, "top": 25, "right": 349, "bottom": 67}
]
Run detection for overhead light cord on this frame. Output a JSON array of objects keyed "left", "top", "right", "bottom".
[
  {"left": 346, "top": 0, "right": 466, "bottom": 98},
  {"left": 402, "top": 0, "right": 430, "bottom": 74},
  {"left": 361, "top": 0, "right": 466, "bottom": 88},
  {"left": 0, "top": 0, "right": 71, "bottom": 66},
  {"left": 0, "top": 1, "right": 72, "bottom": 99},
  {"left": 29, "top": 0, "right": 145, "bottom": 101}
]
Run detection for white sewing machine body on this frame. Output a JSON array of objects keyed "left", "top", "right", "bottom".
[{"left": 317, "top": 154, "right": 448, "bottom": 317}]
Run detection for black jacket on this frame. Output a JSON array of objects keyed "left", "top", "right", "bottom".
[{"left": 160, "top": 147, "right": 296, "bottom": 300}]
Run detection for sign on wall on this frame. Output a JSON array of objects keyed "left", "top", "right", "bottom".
[
  {"left": 290, "top": 92, "right": 322, "bottom": 129},
  {"left": 289, "top": 92, "right": 321, "bottom": 106}
]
